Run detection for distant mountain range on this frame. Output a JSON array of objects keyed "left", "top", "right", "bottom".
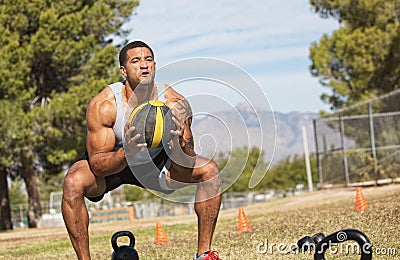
[{"left": 190, "top": 103, "right": 319, "bottom": 163}]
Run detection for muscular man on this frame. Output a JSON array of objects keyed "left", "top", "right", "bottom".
[{"left": 61, "top": 41, "right": 222, "bottom": 260}]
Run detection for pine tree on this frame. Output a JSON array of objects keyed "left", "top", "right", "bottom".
[
  {"left": 0, "top": 0, "right": 138, "bottom": 229},
  {"left": 309, "top": 0, "right": 400, "bottom": 110}
]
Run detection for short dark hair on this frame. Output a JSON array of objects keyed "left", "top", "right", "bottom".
[{"left": 119, "top": 41, "right": 154, "bottom": 66}]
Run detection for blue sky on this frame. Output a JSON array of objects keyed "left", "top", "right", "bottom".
[{"left": 123, "top": 0, "right": 339, "bottom": 113}]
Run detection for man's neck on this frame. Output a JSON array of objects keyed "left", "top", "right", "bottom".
[{"left": 123, "top": 81, "right": 155, "bottom": 104}]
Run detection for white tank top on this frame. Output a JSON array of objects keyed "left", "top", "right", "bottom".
[{"left": 108, "top": 82, "right": 165, "bottom": 165}]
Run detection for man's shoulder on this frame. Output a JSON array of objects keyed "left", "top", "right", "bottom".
[
  {"left": 87, "top": 86, "right": 117, "bottom": 118},
  {"left": 89, "top": 85, "right": 110, "bottom": 100}
]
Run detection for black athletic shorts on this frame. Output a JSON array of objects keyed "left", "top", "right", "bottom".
[{"left": 81, "top": 149, "right": 175, "bottom": 202}]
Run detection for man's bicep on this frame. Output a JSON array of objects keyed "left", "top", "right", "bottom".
[
  {"left": 86, "top": 101, "right": 116, "bottom": 157},
  {"left": 86, "top": 127, "right": 116, "bottom": 156}
]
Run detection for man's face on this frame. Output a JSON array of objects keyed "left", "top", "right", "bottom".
[{"left": 120, "top": 47, "right": 156, "bottom": 88}]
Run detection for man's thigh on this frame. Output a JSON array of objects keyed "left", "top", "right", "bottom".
[{"left": 167, "top": 156, "right": 212, "bottom": 188}]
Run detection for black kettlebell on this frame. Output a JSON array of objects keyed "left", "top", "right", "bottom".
[
  {"left": 311, "top": 232, "right": 325, "bottom": 244},
  {"left": 111, "top": 231, "right": 139, "bottom": 260},
  {"left": 296, "top": 232, "right": 325, "bottom": 252},
  {"left": 314, "top": 229, "right": 372, "bottom": 260},
  {"left": 297, "top": 235, "right": 316, "bottom": 252}
]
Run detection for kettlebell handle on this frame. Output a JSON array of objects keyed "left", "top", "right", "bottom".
[
  {"left": 111, "top": 231, "right": 136, "bottom": 252},
  {"left": 314, "top": 229, "right": 372, "bottom": 260}
]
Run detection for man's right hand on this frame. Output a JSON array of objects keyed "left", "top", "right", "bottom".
[{"left": 124, "top": 126, "right": 147, "bottom": 158}]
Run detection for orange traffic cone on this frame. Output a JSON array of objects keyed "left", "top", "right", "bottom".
[
  {"left": 155, "top": 222, "right": 169, "bottom": 244},
  {"left": 355, "top": 187, "right": 369, "bottom": 211},
  {"left": 237, "top": 207, "right": 251, "bottom": 232}
]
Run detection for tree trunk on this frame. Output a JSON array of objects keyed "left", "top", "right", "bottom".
[
  {"left": 21, "top": 150, "right": 42, "bottom": 228},
  {"left": 0, "top": 168, "right": 13, "bottom": 230}
]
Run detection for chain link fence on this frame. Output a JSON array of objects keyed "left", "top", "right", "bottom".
[
  {"left": 10, "top": 188, "right": 300, "bottom": 228},
  {"left": 313, "top": 89, "right": 400, "bottom": 187}
]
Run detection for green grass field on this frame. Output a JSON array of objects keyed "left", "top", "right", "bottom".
[{"left": 1, "top": 184, "right": 399, "bottom": 259}]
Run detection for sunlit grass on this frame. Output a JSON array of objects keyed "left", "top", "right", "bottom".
[{"left": 1, "top": 185, "right": 399, "bottom": 259}]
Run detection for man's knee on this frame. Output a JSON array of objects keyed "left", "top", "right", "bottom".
[
  {"left": 196, "top": 159, "right": 220, "bottom": 183},
  {"left": 205, "top": 160, "right": 219, "bottom": 178},
  {"left": 62, "top": 171, "right": 85, "bottom": 202}
]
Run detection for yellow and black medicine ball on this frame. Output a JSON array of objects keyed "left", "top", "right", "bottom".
[{"left": 129, "top": 100, "right": 176, "bottom": 148}]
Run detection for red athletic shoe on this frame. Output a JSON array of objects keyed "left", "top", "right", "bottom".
[{"left": 193, "top": 250, "right": 222, "bottom": 260}]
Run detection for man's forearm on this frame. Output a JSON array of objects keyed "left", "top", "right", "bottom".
[
  {"left": 180, "top": 135, "right": 196, "bottom": 157},
  {"left": 171, "top": 124, "right": 196, "bottom": 170},
  {"left": 89, "top": 147, "right": 127, "bottom": 177}
]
